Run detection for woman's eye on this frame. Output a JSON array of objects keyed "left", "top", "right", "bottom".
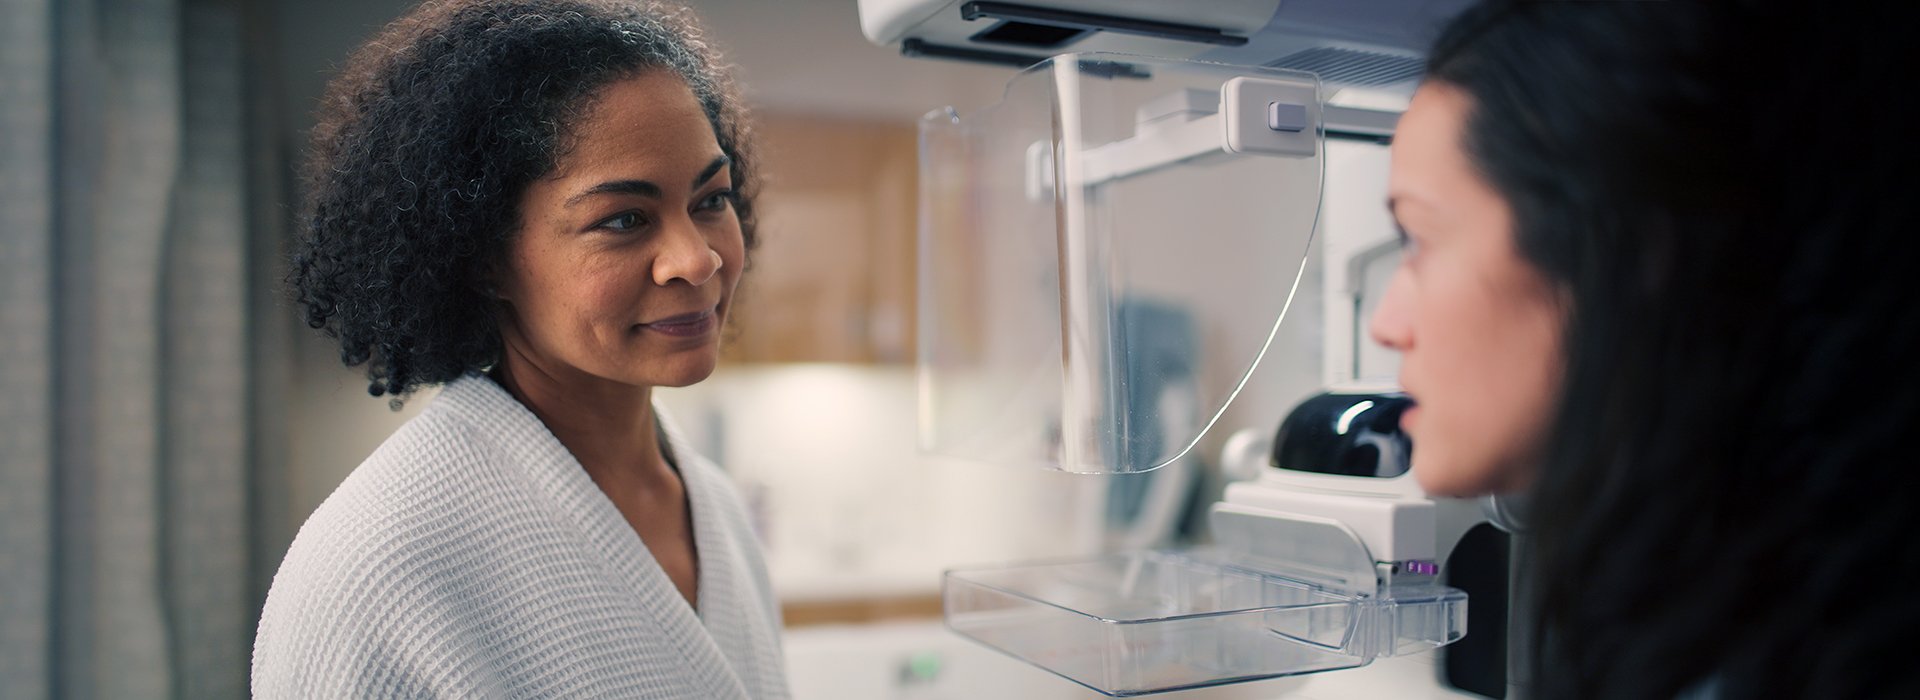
[
  {"left": 696, "top": 190, "right": 735, "bottom": 213},
  {"left": 598, "top": 212, "right": 648, "bottom": 231}
]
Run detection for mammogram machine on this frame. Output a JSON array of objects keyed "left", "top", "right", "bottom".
[{"left": 859, "top": 1, "right": 1528, "bottom": 697}]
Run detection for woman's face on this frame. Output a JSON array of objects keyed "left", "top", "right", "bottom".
[
  {"left": 1371, "top": 83, "right": 1564, "bottom": 497},
  {"left": 497, "top": 70, "right": 744, "bottom": 391}
]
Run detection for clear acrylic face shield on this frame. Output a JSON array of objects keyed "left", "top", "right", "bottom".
[{"left": 918, "top": 53, "right": 1325, "bottom": 474}]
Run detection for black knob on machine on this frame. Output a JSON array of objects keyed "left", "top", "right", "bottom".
[{"left": 1270, "top": 390, "right": 1414, "bottom": 479}]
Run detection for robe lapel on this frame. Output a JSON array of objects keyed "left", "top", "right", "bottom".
[
  {"left": 678, "top": 442, "right": 783, "bottom": 698},
  {"left": 443, "top": 377, "right": 753, "bottom": 699}
]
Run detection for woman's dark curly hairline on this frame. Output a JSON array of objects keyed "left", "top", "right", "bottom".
[{"left": 287, "top": 0, "right": 759, "bottom": 405}]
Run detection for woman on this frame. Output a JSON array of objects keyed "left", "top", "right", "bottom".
[
  {"left": 1372, "top": 1, "right": 1916, "bottom": 697},
  {"left": 252, "top": 1, "right": 787, "bottom": 697}
]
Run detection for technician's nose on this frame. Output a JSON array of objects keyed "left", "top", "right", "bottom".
[{"left": 1369, "top": 266, "right": 1415, "bottom": 353}]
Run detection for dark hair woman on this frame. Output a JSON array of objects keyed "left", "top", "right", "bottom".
[
  {"left": 1369, "top": 1, "right": 1917, "bottom": 698},
  {"left": 253, "top": 1, "right": 787, "bottom": 697}
]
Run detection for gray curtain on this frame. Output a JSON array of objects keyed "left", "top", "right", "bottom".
[{"left": 1, "top": 0, "right": 277, "bottom": 696}]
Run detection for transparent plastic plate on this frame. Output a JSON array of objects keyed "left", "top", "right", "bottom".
[
  {"left": 943, "top": 550, "right": 1466, "bottom": 697},
  {"left": 918, "top": 53, "right": 1325, "bottom": 474}
]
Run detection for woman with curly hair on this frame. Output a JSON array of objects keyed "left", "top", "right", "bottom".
[{"left": 252, "top": 1, "right": 788, "bottom": 697}]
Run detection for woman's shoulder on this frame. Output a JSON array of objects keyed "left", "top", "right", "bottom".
[
  {"left": 309, "top": 376, "right": 537, "bottom": 521},
  {"left": 261, "top": 382, "right": 551, "bottom": 610},
  {"left": 266, "top": 399, "right": 490, "bottom": 592},
  {"left": 322, "top": 395, "right": 497, "bottom": 519},
  {"left": 253, "top": 389, "right": 539, "bottom": 695}
]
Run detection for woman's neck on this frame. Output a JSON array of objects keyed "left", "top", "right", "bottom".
[{"left": 489, "top": 347, "right": 675, "bottom": 490}]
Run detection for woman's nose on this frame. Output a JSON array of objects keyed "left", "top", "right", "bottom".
[
  {"left": 652, "top": 219, "right": 722, "bottom": 287},
  {"left": 1369, "top": 267, "right": 1415, "bottom": 353}
]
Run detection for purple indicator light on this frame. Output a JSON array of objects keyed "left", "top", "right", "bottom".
[{"left": 1403, "top": 560, "right": 1439, "bottom": 576}]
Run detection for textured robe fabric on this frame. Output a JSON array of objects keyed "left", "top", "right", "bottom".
[{"left": 252, "top": 375, "right": 789, "bottom": 699}]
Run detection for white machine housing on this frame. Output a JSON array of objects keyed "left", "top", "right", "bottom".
[
  {"left": 860, "top": 0, "right": 1473, "bottom": 136},
  {"left": 867, "top": 1, "right": 1525, "bottom": 697}
]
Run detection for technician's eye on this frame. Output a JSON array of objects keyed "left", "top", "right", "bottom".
[
  {"left": 1394, "top": 225, "right": 1421, "bottom": 258},
  {"left": 597, "top": 211, "right": 648, "bottom": 232}
]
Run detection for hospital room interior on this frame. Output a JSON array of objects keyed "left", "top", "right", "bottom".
[{"left": 11, "top": 0, "right": 1902, "bottom": 698}]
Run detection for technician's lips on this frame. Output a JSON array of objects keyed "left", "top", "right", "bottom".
[{"left": 640, "top": 308, "right": 718, "bottom": 338}]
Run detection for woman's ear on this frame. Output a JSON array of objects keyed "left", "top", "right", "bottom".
[{"left": 473, "top": 261, "right": 508, "bottom": 301}]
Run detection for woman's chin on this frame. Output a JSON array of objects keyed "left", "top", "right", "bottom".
[{"left": 640, "top": 355, "right": 721, "bottom": 389}]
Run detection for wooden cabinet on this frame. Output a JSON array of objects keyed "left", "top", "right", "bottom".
[{"left": 723, "top": 114, "right": 918, "bottom": 364}]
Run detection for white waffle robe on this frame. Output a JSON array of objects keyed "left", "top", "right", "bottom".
[{"left": 252, "top": 376, "right": 788, "bottom": 699}]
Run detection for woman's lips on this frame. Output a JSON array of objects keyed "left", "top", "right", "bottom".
[
  {"left": 640, "top": 308, "right": 717, "bottom": 338},
  {"left": 1401, "top": 404, "right": 1421, "bottom": 431}
]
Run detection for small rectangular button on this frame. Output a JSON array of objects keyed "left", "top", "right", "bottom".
[{"left": 1268, "top": 101, "right": 1308, "bottom": 132}]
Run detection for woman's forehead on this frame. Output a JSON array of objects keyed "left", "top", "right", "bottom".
[{"left": 550, "top": 71, "right": 723, "bottom": 183}]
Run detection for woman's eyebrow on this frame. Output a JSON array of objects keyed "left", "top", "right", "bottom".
[
  {"left": 566, "top": 179, "right": 660, "bottom": 207},
  {"left": 563, "top": 154, "right": 731, "bottom": 208},
  {"left": 692, "top": 154, "right": 730, "bottom": 188}
]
